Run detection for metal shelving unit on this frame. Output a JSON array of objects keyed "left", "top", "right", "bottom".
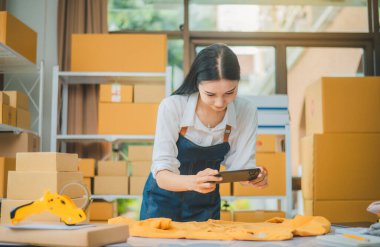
[
  {"left": 50, "top": 66, "right": 171, "bottom": 151},
  {"left": 0, "top": 43, "right": 44, "bottom": 138}
]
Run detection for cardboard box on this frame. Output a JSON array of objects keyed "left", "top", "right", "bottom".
[
  {"left": 4, "top": 91, "right": 29, "bottom": 110},
  {"left": 16, "top": 108, "right": 30, "bottom": 129},
  {"left": 130, "top": 160, "right": 151, "bottom": 176},
  {"left": 0, "top": 11, "right": 37, "bottom": 63},
  {"left": 128, "top": 145, "right": 153, "bottom": 161},
  {"left": 78, "top": 158, "right": 95, "bottom": 177},
  {"left": 0, "top": 104, "right": 10, "bottom": 125},
  {"left": 304, "top": 199, "right": 377, "bottom": 223},
  {"left": 0, "top": 92, "right": 10, "bottom": 105},
  {"left": 301, "top": 134, "right": 380, "bottom": 200},
  {"left": 129, "top": 176, "right": 147, "bottom": 195},
  {"left": 220, "top": 210, "right": 232, "bottom": 221},
  {"left": 100, "top": 84, "right": 133, "bottom": 103},
  {"left": 98, "top": 103, "right": 158, "bottom": 135},
  {"left": 94, "top": 176, "right": 128, "bottom": 195},
  {"left": 134, "top": 84, "right": 165, "bottom": 103},
  {"left": 1, "top": 197, "right": 89, "bottom": 224},
  {"left": 305, "top": 77, "right": 380, "bottom": 135},
  {"left": 219, "top": 183, "right": 231, "bottom": 196},
  {"left": 0, "top": 157, "right": 15, "bottom": 198},
  {"left": 89, "top": 201, "right": 117, "bottom": 221},
  {"left": 8, "top": 106, "right": 16, "bottom": 126},
  {"left": 16, "top": 152, "right": 78, "bottom": 172},
  {"left": 0, "top": 132, "right": 40, "bottom": 157},
  {"left": 0, "top": 223, "right": 129, "bottom": 247},
  {"left": 71, "top": 34, "right": 166, "bottom": 72},
  {"left": 98, "top": 161, "right": 128, "bottom": 176},
  {"left": 234, "top": 210, "right": 285, "bottom": 223},
  {"left": 7, "top": 171, "right": 83, "bottom": 200},
  {"left": 83, "top": 177, "right": 92, "bottom": 193},
  {"left": 233, "top": 153, "right": 286, "bottom": 196},
  {"left": 256, "top": 134, "right": 283, "bottom": 153}
]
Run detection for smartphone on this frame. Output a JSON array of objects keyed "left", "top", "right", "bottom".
[{"left": 214, "top": 168, "right": 261, "bottom": 183}]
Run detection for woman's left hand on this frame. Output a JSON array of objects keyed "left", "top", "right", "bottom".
[{"left": 240, "top": 167, "right": 268, "bottom": 189}]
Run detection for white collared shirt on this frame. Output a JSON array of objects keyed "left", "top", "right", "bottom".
[{"left": 151, "top": 92, "right": 258, "bottom": 178}]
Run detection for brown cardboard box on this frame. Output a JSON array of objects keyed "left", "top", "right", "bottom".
[
  {"left": 0, "top": 11, "right": 37, "bottom": 63},
  {"left": 0, "top": 104, "right": 10, "bottom": 124},
  {"left": 0, "top": 92, "right": 10, "bottom": 105},
  {"left": 305, "top": 77, "right": 380, "bottom": 135},
  {"left": 130, "top": 160, "right": 151, "bottom": 176},
  {"left": 16, "top": 152, "right": 78, "bottom": 172},
  {"left": 219, "top": 183, "right": 231, "bottom": 196},
  {"left": 256, "top": 134, "right": 283, "bottom": 153},
  {"left": 233, "top": 153, "right": 286, "bottom": 196},
  {"left": 83, "top": 177, "right": 92, "bottom": 193},
  {"left": 0, "top": 132, "right": 40, "bottom": 157},
  {"left": 129, "top": 176, "right": 147, "bottom": 195},
  {"left": 94, "top": 176, "right": 129, "bottom": 195},
  {"left": 234, "top": 210, "right": 285, "bottom": 223},
  {"left": 304, "top": 199, "right": 377, "bottom": 223},
  {"left": 0, "top": 223, "right": 129, "bottom": 247},
  {"left": 7, "top": 171, "right": 83, "bottom": 200},
  {"left": 1, "top": 197, "right": 89, "bottom": 224},
  {"left": 4, "top": 91, "right": 29, "bottom": 110},
  {"left": 301, "top": 134, "right": 380, "bottom": 200},
  {"left": 220, "top": 210, "right": 233, "bottom": 221},
  {"left": 0, "top": 157, "right": 15, "bottom": 198},
  {"left": 128, "top": 145, "right": 153, "bottom": 161},
  {"left": 98, "top": 161, "right": 128, "bottom": 176},
  {"left": 16, "top": 108, "right": 30, "bottom": 129},
  {"left": 100, "top": 84, "right": 133, "bottom": 103},
  {"left": 8, "top": 106, "right": 16, "bottom": 126},
  {"left": 89, "top": 201, "right": 117, "bottom": 221},
  {"left": 134, "top": 84, "right": 165, "bottom": 103},
  {"left": 71, "top": 34, "right": 166, "bottom": 72},
  {"left": 98, "top": 103, "right": 158, "bottom": 135},
  {"left": 78, "top": 158, "right": 95, "bottom": 177}
]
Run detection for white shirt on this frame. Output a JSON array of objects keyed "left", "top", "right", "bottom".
[{"left": 151, "top": 92, "right": 258, "bottom": 178}]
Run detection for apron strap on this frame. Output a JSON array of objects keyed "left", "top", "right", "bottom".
[{"left": 179, "top": 125, "right": 232, "bottom": 143}]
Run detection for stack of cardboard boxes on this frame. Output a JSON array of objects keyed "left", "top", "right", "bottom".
[
  {"left": 1, "top": 152, "right": 85, "bottom": 224},
  {"left": 0, "top": 91, "right": 30, "bottom": 129},
  {"left": 0, "top": 157, "right": 16, "bottom": 199},
  {"left": 302, "top": 77, "right": 380, "bottom": 223},
  {"left": 128, "top": 145, "right": 152, "bottom": 195},
  {"left": 94, "top": 160, "right": 129, "bottom": 195},
  {"left": 77, "top": 158, "right": 95, "bottom": 193}
]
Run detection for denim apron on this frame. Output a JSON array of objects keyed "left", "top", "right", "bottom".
[{"left": 140, "top": 125, "right": 231, "bottom": 222}]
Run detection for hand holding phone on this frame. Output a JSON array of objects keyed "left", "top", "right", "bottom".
[{"left": 214, "top": 168, "right": 261, "bottom": 183}]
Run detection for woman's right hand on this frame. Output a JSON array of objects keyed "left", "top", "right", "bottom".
[{"left": 189, "top": 168, "right": 222, "bottom": 194}]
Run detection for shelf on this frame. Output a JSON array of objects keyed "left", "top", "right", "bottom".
[
  {"left": 0, "top": 43, "right": 37, "bottom": 73},
  {"left": 57, "top": 134, "right": 155, "bottom": 143},
  {"left": 0, "top": 124, "right": 38, "bottom": 135},
  {"left": 58, "top": 71, "right": 167, "bottom": 85}
]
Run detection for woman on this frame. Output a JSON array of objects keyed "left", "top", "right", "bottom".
[{"left": 140, "top": 43, "right": 268, "bottom": 222}]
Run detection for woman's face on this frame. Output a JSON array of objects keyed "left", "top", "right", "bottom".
[{"left": 198, "top": 79, "right": 238, "bottom": 112}]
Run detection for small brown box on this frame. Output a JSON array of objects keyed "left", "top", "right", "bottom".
[
  {"left": 128, "top": 145, "right": 153, "bottom": 161},
  {"left": 0, "top": 157, "right": 16, "bottom": 198},
  {"left": 130, "top": 160, "right": 151, "bottom": 176},
  {"left": 0, "top": 92, "right": 10, "bottom": 105},
  {"left": 220, "top": 210, "right": 233, "bottom": 221},
  {"left": 98, "top": 161, "right": 128, "bottom": 176},
  {"left": 0, "top": 104, "right": 10, "bottom": 125},
  {"left": 4, "top": 91, "right": 29, "bottom": 110},
  {"left": 16, "top": 108, "right": 30, "bottom": 129},
  {"left": 0, "top": 132, "right": 40, "bottom": 157},
  {"left": 129, "top": 176, "right": 147, "bottom": 195},
  {"left": 16, "top": 152, "right": 78, "bottom": 172},
  {"left": 78, "top": 158, "right": 95, "bottom": 177},
  {"left": 89, "top": 201, "right": 117, "bottom": 221},
  {"left": 94, "top": 176, "right": 129, "bottom": 195},
  {"left": 7, "top": 171, "right": 83, "bottom": 200}
]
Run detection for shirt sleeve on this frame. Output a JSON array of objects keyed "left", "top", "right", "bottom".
[
  {"left": 224, "top": 105, "right": 257, "bottom": 170},
  {"left": 151, "top": 97, "right": 182, "bottom": 178}
]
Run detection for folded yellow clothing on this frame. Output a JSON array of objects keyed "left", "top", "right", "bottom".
[{"left": 108, "top": 215, "right": 331, "bottom": 241}]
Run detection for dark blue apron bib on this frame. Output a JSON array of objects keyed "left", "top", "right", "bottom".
[{"left": 140, "top": 126, "right": 231, "bottom": 222}]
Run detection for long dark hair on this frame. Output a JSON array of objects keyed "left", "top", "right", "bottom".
[{"left": 172, "top": 44, "right": 240, "bottom": 95}]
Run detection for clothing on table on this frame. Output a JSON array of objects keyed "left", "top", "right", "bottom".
[
  {"left": 150, "top": 92, "right": 258, "bottom": 178},
  {"left": 108, "top": 215, "right": 331, "bottom": 241}
]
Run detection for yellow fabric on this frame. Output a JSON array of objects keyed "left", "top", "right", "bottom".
[{"left": 109, "top": 215, "right": 330, "bottom": 241}]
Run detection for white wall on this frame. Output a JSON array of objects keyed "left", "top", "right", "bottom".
[{"left": 7, "top": 0, "right": 58, "bottom": 151}]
